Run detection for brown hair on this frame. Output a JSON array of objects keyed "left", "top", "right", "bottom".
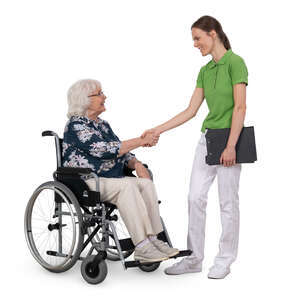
[{"left": 191, "top": 16, "right": 231, "bottom": 50}]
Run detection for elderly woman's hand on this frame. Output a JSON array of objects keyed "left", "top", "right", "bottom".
[
  {"left": 134, "top": 161, "right": 151, "bottom": 179},
  {"left": 141, "top": 129, "right": 160, "bottom": 147},
  {"left": 141, "top": 132, "right": 159, "bottom": 147},
  {"left": 141, "top": 128, "right": 160, "bottom": 138}
]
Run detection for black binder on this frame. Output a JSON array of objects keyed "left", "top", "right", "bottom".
[{"left": 205, "top": 126, "right": 257, "bottom": 165}]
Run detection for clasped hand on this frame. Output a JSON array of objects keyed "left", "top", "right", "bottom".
[{"left": 140, "top": 129, "right": 160, "bottom": 147}]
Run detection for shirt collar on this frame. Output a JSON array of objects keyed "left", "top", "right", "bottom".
[
  {"left": 207, "top": 49, "right": 233, "bottom": 69},
  {"left": 74, "top": 115, "right": 103, "bottom": 125}
]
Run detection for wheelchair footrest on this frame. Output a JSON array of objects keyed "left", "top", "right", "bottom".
[
  {"left": 124, "top": 261, "right": 141, "bottom": 269},
  {"left": 124, "top": 260, "right": 160, "bottom": 269},
  {"left": 119, "top": 238, "right": 135, "bottom": 251},
  {"left": 124, "top": 250, "right": 192, "bottom": 269},
  {"left": 172, "top": 249, "right": 193, "bottom": 259}
]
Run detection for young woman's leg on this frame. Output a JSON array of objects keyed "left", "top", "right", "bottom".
[
  {"left": 165, "top": 133, "right": 217, "bottom": 274},
  {"left": 187, "top": 133, "right": 217, "bottom": 264},
  {"left": 211, "top": 163, "right": 242, "bottom": 269}
]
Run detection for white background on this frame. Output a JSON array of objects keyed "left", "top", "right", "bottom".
[{"left": 1, "top": 0, "right": 300, "bottom": 299}]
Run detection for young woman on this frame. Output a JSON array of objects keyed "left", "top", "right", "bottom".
[{"left": 142, "top": 15, "right": 248, "bottom": 279}]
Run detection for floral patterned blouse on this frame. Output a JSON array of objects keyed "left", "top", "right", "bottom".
[{"left": 62, "top": 116, "right": 135, "bottom": 178}]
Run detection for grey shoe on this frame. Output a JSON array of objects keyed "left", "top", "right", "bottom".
[
  {"left": 134, "top": 242, "right": 169, "bottom": 263},
  {"left": 151, "top": 239, "right": 179, "bottom": 258},
  {"left": 164, "top": 258, "right": 202, "bottom": 275},
  {"left": 207, "top": 265, "right": 231, "bottom": 279}
]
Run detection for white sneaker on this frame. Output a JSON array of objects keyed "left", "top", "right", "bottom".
[
  {"left": 134, "top": 242, "right": 168, "bottom": 263},
  {"left": 164, "top": 258, "right": 202, "bottom": 275},
  {"left": 207, "top": 265, "right": 231, "bottom": 279},
  {"left": 151, "top": 239, "right": 179, "bottom": 258}
]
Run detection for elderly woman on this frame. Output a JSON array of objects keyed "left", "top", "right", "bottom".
[{"left": 62, "top": 79, "right": 178, "bottom": 263}]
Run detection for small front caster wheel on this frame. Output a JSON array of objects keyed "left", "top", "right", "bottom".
[
  {"left": 81, "top": 255, "right": 108, "bottom": 284},
  {"left": 138, "top": 262, "right": 161, "bottom": 272}
]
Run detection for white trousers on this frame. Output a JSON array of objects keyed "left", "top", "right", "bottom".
[
  {"left": 85, "top": 176, "right": 163, "bottom": 245},
  {"left": 186, "top": 131, "right": 242, "bottom": 269}
]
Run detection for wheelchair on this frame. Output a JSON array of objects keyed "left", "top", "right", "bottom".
[{"left": 24, "top": 130, "right": 192, "bottom": 284}]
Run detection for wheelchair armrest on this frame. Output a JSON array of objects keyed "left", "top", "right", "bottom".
[
  {"left": 123, "top": 163, "right": 153, "bottom": 181},
  {"left": 57, "top": 167, "right": 93, "bottom": 175},
  {"left": 143, "top": 164, "right": 153, "bottom": 181}
]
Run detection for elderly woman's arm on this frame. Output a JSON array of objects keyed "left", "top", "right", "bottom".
[
  {"left": 66, "top": 120, "right": 157, "bottom": 160},
  {"left": 126, "top": 157, "right": 151, "bottom": 179},
  {"left": 118, "top": 134, "right": 157, "bottom": 156},
  {"left": 126, "top": 157, "right": 139, "bottom": 169}
]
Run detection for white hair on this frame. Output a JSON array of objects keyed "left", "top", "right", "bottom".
[{"left": 67, "top": 79, "right": 102, "bottom": 118}]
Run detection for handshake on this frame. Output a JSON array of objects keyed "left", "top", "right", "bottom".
[{"left": 140, "top": 128, "right": 160, "bottom": 147}]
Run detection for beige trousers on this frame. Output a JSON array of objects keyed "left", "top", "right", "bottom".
[{"left": 85, "top": 176, "right": 164, "bottom": 245}]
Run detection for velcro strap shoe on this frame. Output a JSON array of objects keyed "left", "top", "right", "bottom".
[
  {"left": 134, "top": 242, "right": 169, "bottom": 263},
  {"left": 151, "top": 239, "right": 179, "bottom": 258}
]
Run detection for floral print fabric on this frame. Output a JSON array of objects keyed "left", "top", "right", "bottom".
[{"left": 62, "top": 116, "right": 135, "bottom": 178}]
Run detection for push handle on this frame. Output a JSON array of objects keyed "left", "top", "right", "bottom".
[{"left": 42, "top": 130, "right": 56, "bottom": 137}]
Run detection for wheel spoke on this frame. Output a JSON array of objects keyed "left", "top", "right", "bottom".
[{"left": 25, "top": 183, "right": 83, "bottom": 271}]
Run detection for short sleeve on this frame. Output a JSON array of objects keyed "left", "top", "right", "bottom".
[
  {"left": 196, "top": 66, "right": 205, "bottom": 88},
  {"left": 124, "top": 152, "right": 136, "bottom": 164},
  {"left": 230, "top": 56, "right": 248, "bottom": 86}
]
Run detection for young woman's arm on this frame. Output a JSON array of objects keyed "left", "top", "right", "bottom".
[
  {"left": 142, "top": 87, "right": 205, "bottom": 137},
  {"left": 220, "top": 83, "right": 247, "bottom": 166},
  {"left": 226, "top": 83, "right": 247, "bottom": 148}
]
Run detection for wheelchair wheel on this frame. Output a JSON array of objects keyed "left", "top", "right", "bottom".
[
  {"left": 81, "top": 255, "right": 108, "bottom": 284},
  {"left": 88, "top": 209, "right": 134, "bottom": 261},
  {"left": 138, "top": 262, "right": 161, "bottom": 272},
  {"left": 24, "top": 181, "right": 84, "bottom": 273}
]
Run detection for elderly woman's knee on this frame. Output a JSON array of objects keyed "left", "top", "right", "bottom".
[{"left": 119, "top": 179, "right": 139, "bottom": 192}]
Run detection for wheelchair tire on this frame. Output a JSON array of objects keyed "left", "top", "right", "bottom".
[
  {"left": 24, "top": 181, "right": 84, "bottom": 273},
  {"left": 81, "top": 255, "right": 108, "bottom": 284},
  {"left": 138, "top": 262, "right": 161, "bottom": 272}
]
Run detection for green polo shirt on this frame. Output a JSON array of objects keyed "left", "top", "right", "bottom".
[{"left": 196, "top": 49, "right": 248, "bottom": 133}]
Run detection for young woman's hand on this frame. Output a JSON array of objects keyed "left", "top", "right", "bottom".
[
  {"left": 141, "top": 128, "right": 160, "bottom": 138},
  {"left": 220, "top": 146, "right": 236, "bottom": 167},
  {"left": 141, "top": 129, "right": 160, "bottom": 147},
  {"left": 140, "top": 132, "right": 159, "bottom": 147}
]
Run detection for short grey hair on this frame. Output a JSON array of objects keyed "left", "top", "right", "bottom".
[{"left": 67, "top": 79, "right": 102, "bottom": 118}]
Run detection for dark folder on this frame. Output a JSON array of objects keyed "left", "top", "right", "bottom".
[{"left": 205, "top": 126, "right": 257, "bottom": 165}]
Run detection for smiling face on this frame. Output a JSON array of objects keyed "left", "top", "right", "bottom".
[
  {"left": 87, "top": 86, "right": 106, "bottom": 116},
  {"left": 192, "top": 27, "right": 216, "bottom": 56}
]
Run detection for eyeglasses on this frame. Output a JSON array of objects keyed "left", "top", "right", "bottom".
[{"left": 88, "top": 90, "right": 105, "bottom": 97}]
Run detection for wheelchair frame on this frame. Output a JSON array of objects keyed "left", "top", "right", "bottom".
[{"left": 24, "top": 130, "right": 191, "bottom": 284}]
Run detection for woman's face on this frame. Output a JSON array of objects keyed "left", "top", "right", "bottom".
[
  {"left": 87, "top": 86, "right": 106, "bottom": 115},
  {"left": 192, "top": 27, "right": 216, "bottom": 56}
]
